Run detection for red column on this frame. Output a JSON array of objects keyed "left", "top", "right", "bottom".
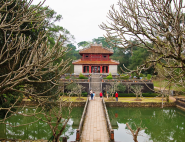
[
  {"left": 89, "top": 65, "right": 91, "bottom": 73},
  {"left": 100, "top": 66, "right": 102, "bottom": 73},
  {"left": 82, "top": 65, "right": 84, "bottom": 73},
  {"left": 108, "top": 66, "right": 109, "bottom": 73}
]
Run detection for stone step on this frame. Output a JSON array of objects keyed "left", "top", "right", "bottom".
[
  {"left": 91, "top": 78, "right": 101, "bottom": 82},
  {"left": 91, "top": 74, "right": 100, "bottom": 78}
]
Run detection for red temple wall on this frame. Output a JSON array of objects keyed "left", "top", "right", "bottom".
[{"left": 82, "top": 54, "right": 110, "bottom": 61}]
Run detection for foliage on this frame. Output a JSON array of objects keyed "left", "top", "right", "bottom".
[
  {"left": 100, "top": 0, "right": 185, "bottom": 91},
  {"left": 114, "top": 93, "right": 158, "bottom": 97},
  {"left": 106, "top": 72, "right": 113, "bottom": 79},
  {"left": 65, "top": 76, "right": 71, "bottom": 79},
  {"left": 117, "top": 83, "right": 126, "bottom": 93},
  {"left": 66, "top": 83, "right": 78, "bottom": 91},
  {"left": 106, "top": 76, "right": 113, "bottom": 79},
  {"left": 119, "top": 74, "right": 130, "bottom": 79},
  {"left": 77, "top": 41, "right": 92, "bottom": 49},
  {"left": 66, "top": 83, "right": 85, "bottom": 98},
  {"left": 147, "top": 74, "right": 152, "bottom": 80},
  {"left": 79, "top": 73, "right": 88, "bottom": 79}
]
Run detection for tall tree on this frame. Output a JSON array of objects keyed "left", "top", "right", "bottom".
[{"left": 0, "top": 1, "right": 72, "bottom": 141}]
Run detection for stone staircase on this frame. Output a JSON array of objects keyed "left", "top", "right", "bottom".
[
  {"left": 176, "top": 98, "right": 185, "bottom": 111},
  {"left": 90, "top": 74, "right": 101, "bottom": 97}
]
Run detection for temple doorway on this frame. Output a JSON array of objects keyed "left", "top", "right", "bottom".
[{"left": 91, "top": 66, "right": 100, "bottom": 73}]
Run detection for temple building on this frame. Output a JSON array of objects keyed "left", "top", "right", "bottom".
[{"left": 72, "top": 44, "right": 119, "bottom": 74}]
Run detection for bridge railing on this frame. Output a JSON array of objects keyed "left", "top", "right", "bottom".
[
  {"left": 102, "top": 98, "right": 114, "bottom": 142},
  {"left": 76, "top": 97, "right": 89, "bottom": 141}
]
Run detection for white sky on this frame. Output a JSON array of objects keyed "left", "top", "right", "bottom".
[{"left": 32, "top": 0, "right": 118, "bottom": 47}]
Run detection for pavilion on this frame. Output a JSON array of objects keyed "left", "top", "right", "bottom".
[{"left": 72, "top": 44, "right": 119, "bottom": 74}]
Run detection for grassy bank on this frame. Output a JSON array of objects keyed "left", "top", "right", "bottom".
[{"left": 104, "top": 97, "right": 175, "bottom": 103}]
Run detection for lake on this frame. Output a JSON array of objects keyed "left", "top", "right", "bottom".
[
  {"left": 0, "top": 107, "right": 84, "bottom": 141},
  {"left": 107, "top": 107, "right": 185, "bottom": 142}
]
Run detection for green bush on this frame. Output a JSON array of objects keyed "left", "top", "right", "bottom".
[
  {"left": 147, "top": 74, "right": 152, "bottom": 80},
  {"left": 139, "top": 73, "right": 144, "bottom": 77},
  {"left": 131, "top": 72, "right": 139, "bottom": 79},
  {"left": 106, "top": 76, "right": 113, "bottom": 79},
  {"left": 117, "top": 93, "right": 159, "bottom": 97},
  {"left": 109, "top": 72, "right": 112, "bottom": 76},
  {"left": 81, "top": 92, "right": 88, "bottom": 97},
  {"left": 120, "top": 74, "right": 129, "bottom": 79},
  {"left": 79, "top": 73, "right": 88, "bottom": 79},
  {"left": 65, "top": 76, "right": 70, "bottom": 79}
]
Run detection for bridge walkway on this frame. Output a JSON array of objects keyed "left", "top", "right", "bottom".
[{"left": 81, "top": 97, "right": 109, "bottom": 142}]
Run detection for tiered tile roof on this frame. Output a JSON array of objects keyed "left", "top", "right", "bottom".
[{"left": 79, "top": 43, "right": 113, "bottom": 55}]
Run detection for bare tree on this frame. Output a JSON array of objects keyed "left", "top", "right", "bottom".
[
  {"left": 100, "top": 0, "right": 185, "bottom": 88},
  {"left": 126, "top": 122, "right": 147, "bottom": 142},
  {"left": 71, "top": 83, "right": 85, "bottom": 100},
  {"left": 130, "top": 85, "right": 143, "bottom": 101},
  {"left": 0, "top": 0, "right": 72, "bottom": 141},
  {"left": 104, "top": 82, "right": 119, "bottom": 98},
  {"left": 0, "top": 0, "right": 71, "bottom": 102},
  {"left": 104, "top": 82, "right": 126, "bottom": 100}
]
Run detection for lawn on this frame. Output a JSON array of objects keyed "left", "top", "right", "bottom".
[
  {"left": 61, "top": 97, "right": 87, "bottom": 102},
  {"left": 153, "top": 79, "right": 184, "bottom": 92},
  {"left": 22, "top": 97, "right": 88, "bottom": 102},
  {"left": 104, "top": 97, "right": 175, "bottom": 103},
  {"left": 22, "top": 96, "right": 176, "bottom": 103}
]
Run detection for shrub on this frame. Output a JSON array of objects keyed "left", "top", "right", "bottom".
[
  {"left": 65, "top": 76, "right": 70, "bottom": 79},
  {"left": 139, "top": 73, "right": 144, "bottom": 77},
  {"left": 106, "top": 76, "right": 113, "bottom": 79},
  {"left": 131, "top": 72, "right": 139, "bottom": 79},
  {"left": 117, "top": 93, "right": 159, "bottom": 97},
  {"left": 79, "top": 73, "right": 88, "bottom": 79},
  {"left": 147, "top": 74, "right": 152, "bottom": 80},
  {"left": 120, "top": 74, "right": 129, "bottom": 79}
]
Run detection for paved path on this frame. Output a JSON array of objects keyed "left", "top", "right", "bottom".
[{"left": 81, "top": 98, "right": 109, "bottom": 142}]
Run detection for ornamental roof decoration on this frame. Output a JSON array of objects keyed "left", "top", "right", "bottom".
[{"left": 79, "top": 43, "right": 114, "bottom": 55}]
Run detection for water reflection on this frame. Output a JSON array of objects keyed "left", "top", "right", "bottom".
[
  {"left": 107, "top": 107, "right": 185, "bottom": 142},
  {"left": 0, "top": 107, "right": 83, "bottom": 141}
]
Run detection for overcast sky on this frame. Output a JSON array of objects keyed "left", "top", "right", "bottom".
[{"left": 32, "top": 0, "right": 118, "bottom": 47}]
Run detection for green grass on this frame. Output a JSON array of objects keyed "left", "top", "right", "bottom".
[
  {"left": 104, "top": 97, "right": 175, "bottom": 103},
  {"left": 153, "top": 79, "right": 184, "bottom": 91}
]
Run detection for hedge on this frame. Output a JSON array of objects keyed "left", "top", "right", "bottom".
[{"left": 104, "top": 93, "right": 159, "bottom": 97}]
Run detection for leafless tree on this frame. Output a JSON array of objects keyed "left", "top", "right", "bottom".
[
  {"left": 126, "top": 122, "right": 147, "bottom": 142},
  {"left": 104, "top": 82, "right": 119, "bottom": 98},
  {"left": 71, "top": 83, "right": 85, "bottom": 100},
  {"left": 130, "top": 85, "right": 143, "bottom": 100},
  {"left": 0, "top": 0, "right": 71, "bottom": 99},
  {"left": 100, "top": 0, "right": 185, "bottom": 89},
  {"left": 0, "top": 0, "right": 72, "bottom": 141}
]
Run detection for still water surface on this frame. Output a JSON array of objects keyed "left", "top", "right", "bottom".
[
  {"left": 0, "top": 107, "right": 83, "bottom": 141},
  {"left": 107, "top": 107, "right": 185, "bottom": 142}
]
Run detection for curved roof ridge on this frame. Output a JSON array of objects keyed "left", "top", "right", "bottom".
[{"left": 79, "top": 44, "right": 113, "bottom": 54}]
